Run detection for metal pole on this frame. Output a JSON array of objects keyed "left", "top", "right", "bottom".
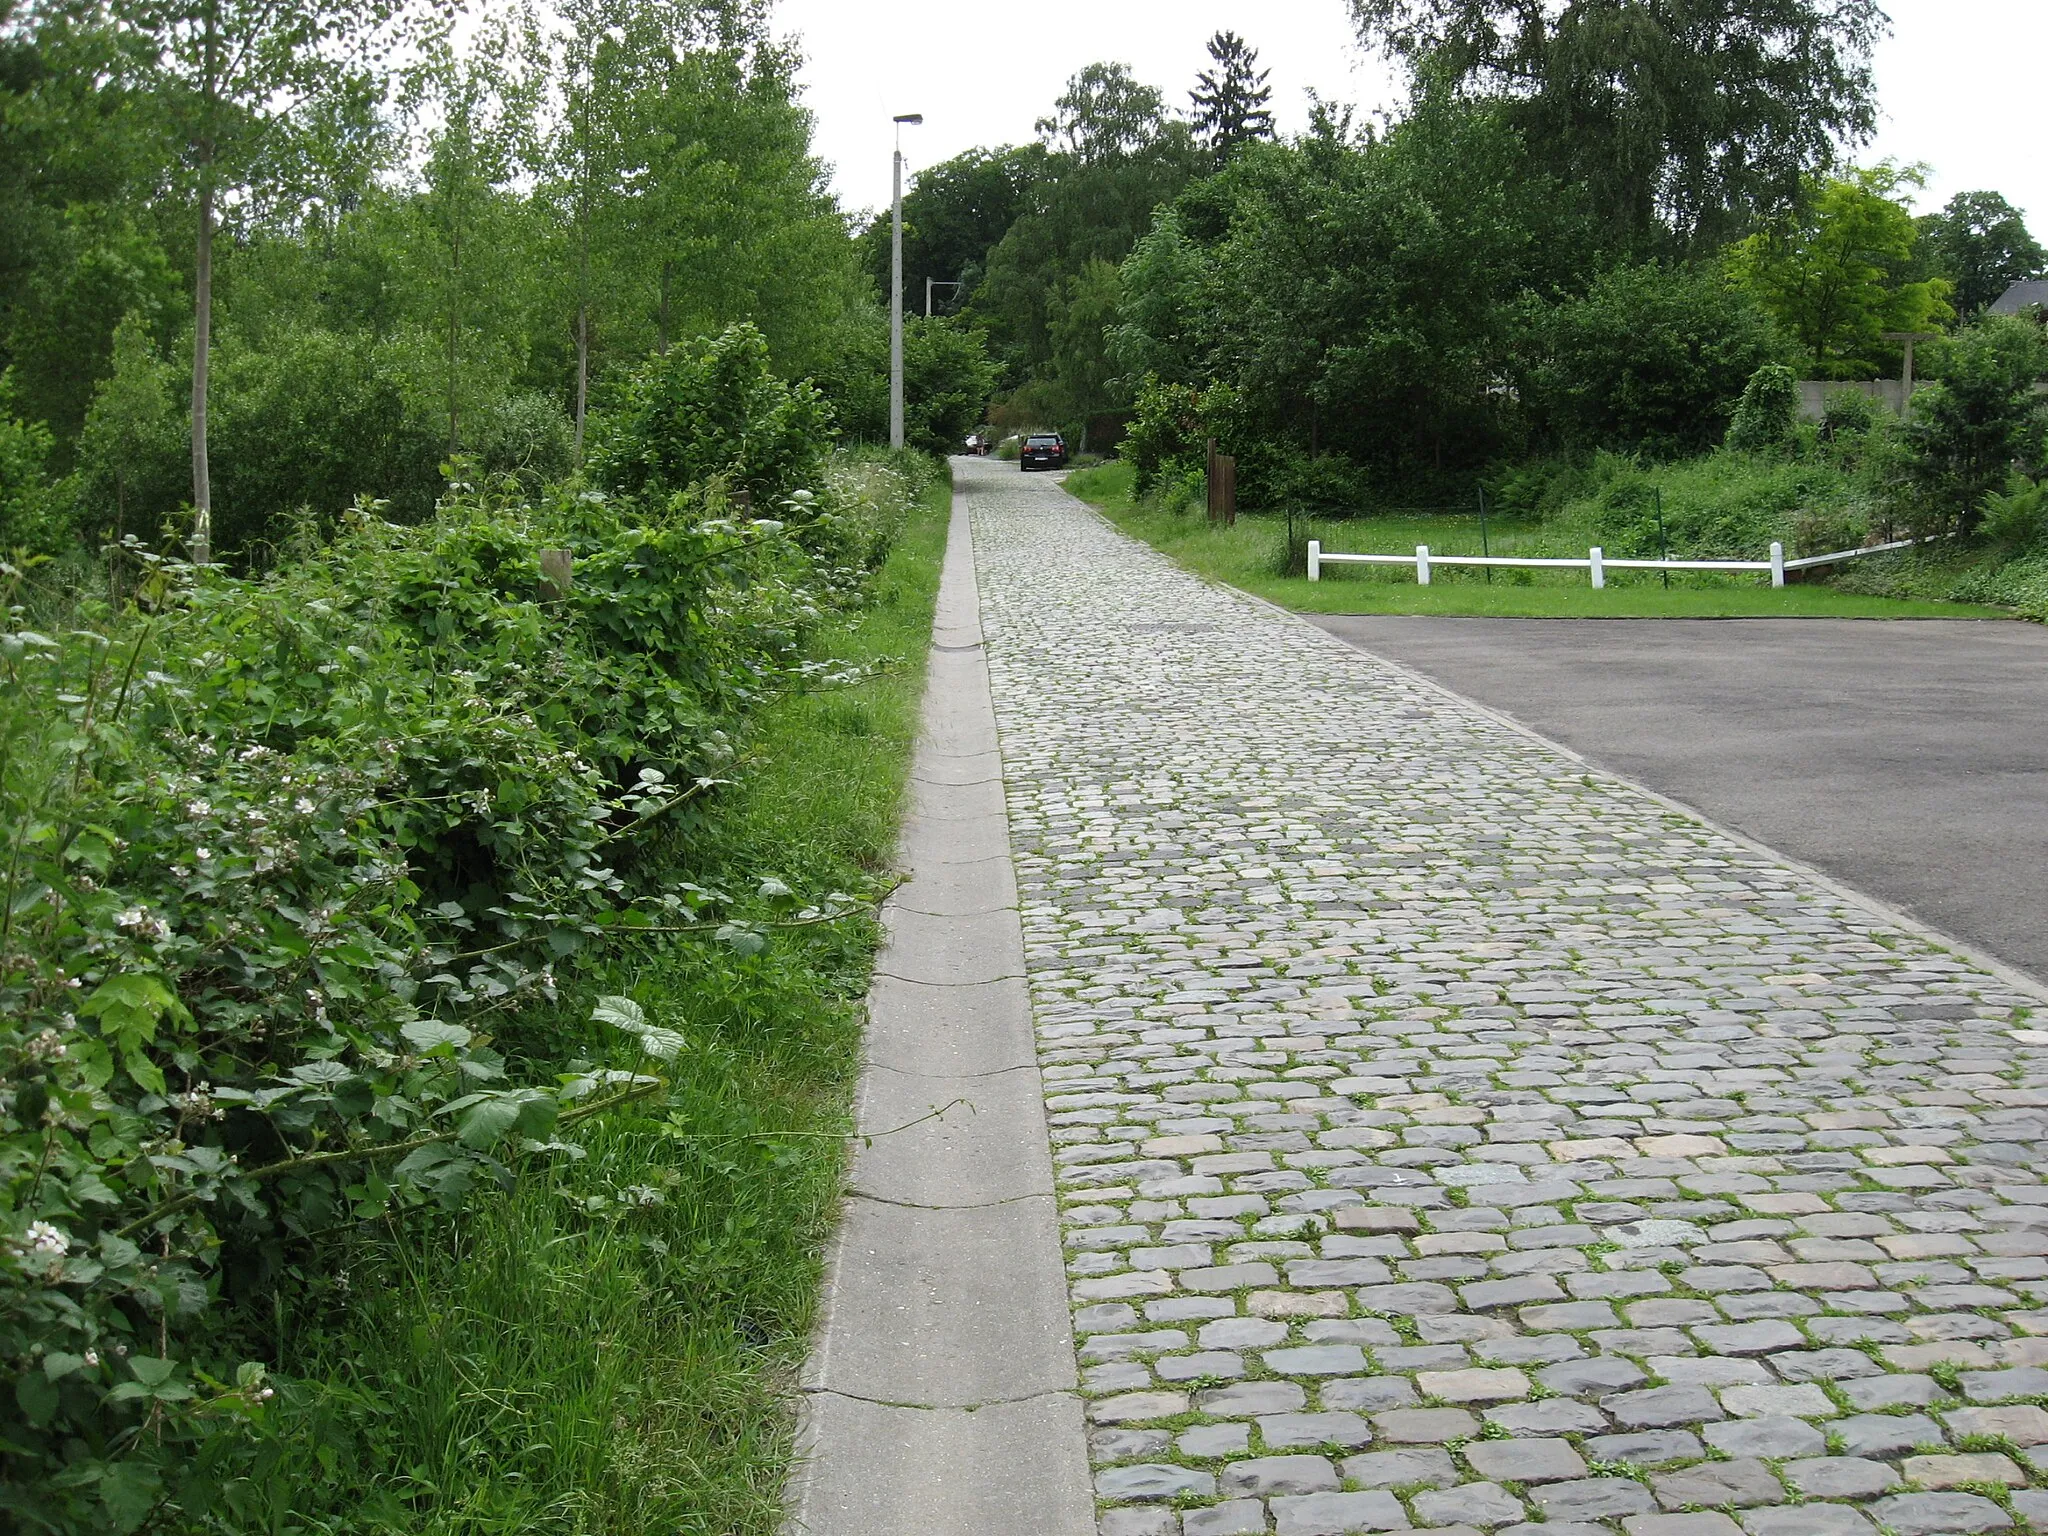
[
  {"left": 1478, "top": 484, "right": 1492, "bottom": 584},
  {"left": 1655, "top": 488, "right": 1670, "bottom": 590},
  {"left": 925, "top": 276, "right": 933, "bottom": 318},
  {"left": 889, "top": 135, "right": 904, "bottom": 449}
]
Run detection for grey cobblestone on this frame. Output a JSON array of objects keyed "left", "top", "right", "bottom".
[{"left": 961, "top": 465, "right": 2048, "bottom": 1536}]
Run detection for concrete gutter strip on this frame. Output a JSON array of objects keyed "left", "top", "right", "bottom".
[{"left": 783, "top": 474, "right": 1095, "bottom": 1536}]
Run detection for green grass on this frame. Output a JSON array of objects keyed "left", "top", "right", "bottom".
[
  {"left": 274, "top": 476, "right": 951, "bottom": 1535},
  {"left": 1065, "top": 460, "right": 2009, "bottom": 620}
]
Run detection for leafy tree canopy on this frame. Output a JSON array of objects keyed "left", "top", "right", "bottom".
[
  {"left": 1347, "top": 0, "right": 1888, "bottom": 251},
  {"left": 1729, "top": 164, "right": 1953, "bottom": 378},
  {"left": 1035, "top": 61, "right": 1169, "bottom": 163},
  {"left": 1918, "top": 190, "right": 2048, "bottom": 315}
]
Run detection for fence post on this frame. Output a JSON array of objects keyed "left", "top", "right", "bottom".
[
  {"left": 1770, "top": 541, "right": 1785, "bottom": 588},
  {"left": 1416, "top": 545, "right": 1431, "bottom": 585},
  {"left": 1589, "top": 546, "right": 1604, "bottom": 590},
  {"left": 1307, "top": 540, "right": 1321, "bottom": 582}
]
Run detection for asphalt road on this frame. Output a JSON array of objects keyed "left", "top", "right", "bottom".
[{"left": 1310, "top": 616, "right": 2048, "bottom": 986}]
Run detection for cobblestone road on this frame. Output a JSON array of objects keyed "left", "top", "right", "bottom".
[{"left": 966, "top": 459, "right": 2048, "bottom": 1536}]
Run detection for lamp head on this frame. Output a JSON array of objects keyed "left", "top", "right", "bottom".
[{"left": 894, "top": 113, "right": 924, "bottom": 125}]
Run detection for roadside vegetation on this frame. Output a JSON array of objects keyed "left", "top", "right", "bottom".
[
  {"left": 1066, "top": 460, "right": 2005, "bottom": 619},
  {"left": 892, "top": 7, "right": 2045, "bottom": 618}
]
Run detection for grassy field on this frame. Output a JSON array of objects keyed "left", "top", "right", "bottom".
[
  {"left": 278, "top": 478, "right": 951, "bottom": 1534},
  {"left": 1065, "top": 461, "right": 2009, "bottom": 620}
]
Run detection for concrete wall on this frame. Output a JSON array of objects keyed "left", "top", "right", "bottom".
[{"left": 1796, "top": 379, "right": 1910, "bottom": 421}]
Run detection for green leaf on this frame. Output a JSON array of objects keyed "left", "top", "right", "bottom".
[
  {"left": 122, "top": 1045, "right": 166, "bottom": 1096},
  {"left": 80, "top": 971, "right": 183, "bottom": 1047},
  {"left": 400, "top": 1020, "right": 472, "bottom": 1054},
  {"left": 14, "top": 1371, "right": 58, "bottom": 1427},
  {"left": 590, "top": 995, "right": 646, "bottom": 1031},
  {"left": 127, "top": 1356, "right": 175, "bottom": 1388},
  {"left": 98, "top": 1459, "right": 164, "bottom": 1533},
  {"left": 456, "top": 1096, "right": 523, "bottom": 1150}
]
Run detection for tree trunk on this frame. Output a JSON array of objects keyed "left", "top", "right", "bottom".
[
  {"left": 190, "top": 168, "right": 214, "bottom": 565},
  {"left": 447, "top": 212, "right": 461, "bottom": 453}
]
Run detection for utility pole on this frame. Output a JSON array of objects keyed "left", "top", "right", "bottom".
[{"left": 890, "top": 112, "right": 922, "bottom": 450}]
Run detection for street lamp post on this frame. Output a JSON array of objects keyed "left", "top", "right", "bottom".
[{"left": 890, "top": 112, "right": 923, "bottom": 450}]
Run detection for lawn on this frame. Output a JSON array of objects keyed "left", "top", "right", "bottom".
[{"left": 1064, "top": 461, "right": 2010, "bottom": 620}]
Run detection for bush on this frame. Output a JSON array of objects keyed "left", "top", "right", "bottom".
[
  {"left": 469, "top": 390, "right": 577, "bottom": 488},
  {"left": 1904, "top": 316, "right": 2048, "bottom": 533},
  {"left": 0, "top": 370, "right": 68, "bottom": 555},
  {"left": 599, "top": 322, "right": 832, "bottom": 508},
  {"left": 1531, "top": 263, "right": 1780, "bottom": 456},
  {"left": 1980, "top": 475, "right": 2048, "bottom": 549},
  {"left": 0, "top": 453, "right": 919, "bottom": 1530},
  {"left": 1725, "top": 363, "right": 1800, "bottom": 454}
]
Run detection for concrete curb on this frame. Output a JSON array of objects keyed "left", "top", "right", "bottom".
[{"left": 783, "top": 469, "right": 1095, "bottom": 1536}]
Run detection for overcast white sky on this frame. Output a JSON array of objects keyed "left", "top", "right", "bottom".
[{"left": 776, "top": 0, "right": 2047, "bottom": 232}]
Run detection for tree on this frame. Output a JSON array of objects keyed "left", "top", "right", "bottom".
[
  {"left": 1729, "top": 165, "right": 1952, "bottom": 377},
  {"left": 1529, "top": 262, "right": 1781, "bottom": 455},
  {"left": 1905, "top": 316, "right": 2048, "bottom": 531},
  {"left": 401, "top": 14, "right": 543, "bottom": 455},
  {"left": 114, "top": 0, "right": 418, "bottom": 564},
  {"left": 1046, "top": 257, "right": 1125, "bottom": 443},
  {"left": 1035, "top": 61, "right": 1167, "bottom": 164},
  {"left": 1919, "top": 191, "right": 2047, "bottom": 316},
  {"left": 1189, "top": 30, "right": 1273, "bottom": 165},
  {"left": 855, "top": 146, "right": 1036, "bottom": 318},
  {"left": 1348, "top": 0, "right": 1887, "bottom": 250}
]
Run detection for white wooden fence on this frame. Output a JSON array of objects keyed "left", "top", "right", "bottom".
[{"left": 1305, "top": 536, "right": 1924, "bottom": 588}]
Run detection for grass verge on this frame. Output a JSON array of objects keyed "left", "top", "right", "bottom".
[
  {"left": 1065, "top": 461, "right": 2008, "bottom": 620},
  {"left": 274, "top": 473, "right": 951, "bottom": 1535}
]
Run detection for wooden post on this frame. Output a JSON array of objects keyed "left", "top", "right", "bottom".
[
  {"left": 539, "top": 549, "right": 574, "bottom": 601},
  {"left": 1205, "top": 438, "right": 1237, "bottom": 526}
]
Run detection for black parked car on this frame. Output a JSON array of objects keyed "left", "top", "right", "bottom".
[{"left": 1020, "top": 432, "right": 1067, "bottom": 471}]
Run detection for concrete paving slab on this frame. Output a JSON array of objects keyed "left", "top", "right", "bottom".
[
  {"left": 912, "top": 749, "right": 1004, "bottom": 788},
  {"left": 804, "top": 1194, "right": 1075, "bottom": 1406},
  {"left": 861, "top": 974, "right": 1036, "bottom": 1077},
  {"left": 850, "top": 1064, "right": 1055, "bottom": 1206},
  {"left": 893, "top": 853, "right": 1017, "bottom": 918},
  {"left": 788, "top": 468, "right": 1088, "bottom": 1536},
  {"left": 909, "top": 774, "right": 1006, "bottom": 823},
  {"left": 788, "top": 1390, "right": 1093, "bottom": 1536},
  {"left": 897, "top": 810, "right": 1012, "bottom": 865},
  {"left": 874, "top": 904, "right": 1024, "bottom": 986}
]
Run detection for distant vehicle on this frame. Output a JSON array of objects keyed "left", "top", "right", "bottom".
[
  {"left": 1020, "top": 432, "right": 1067, "bottom": 471},
  {"left": 964, "top": 432, "right": 991, "bottom": 456}
]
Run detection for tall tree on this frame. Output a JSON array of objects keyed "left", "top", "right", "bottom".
[
  {"left": 115, "top": 0, "right": 417, "bottom": 563},
  {"left": 1189, "top": 29, "right": 1273, "bottom": 165},
  {"left": 1729, "top": 164, "right": 1953, "bottom": 377},
  {"left": 1347, "top": 0, "right": 1888, "bottom": 251},
  {"left": 1919, "top": 191, "right": 2047, "bottom": 316},
  {"left": 1035, "top": 61, "right": 1167, "bottom": 164},
  {"left": 402, "top": 12, "right": 543, "bottom": 454}
]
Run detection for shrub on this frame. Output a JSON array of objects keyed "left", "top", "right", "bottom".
[
  {"left": 1980, "top": 475, "right": 2048, "bottom": 549},
  {"left": 0, "top": 370, "right": 68, "bottom": 555},
  {"left": 1725, "top": 363, "right": 1800, "bottom": 454},
  {"left": 1904, "top": 316, "right": 2048, "bottom": 533},
  {"left": 469, "top": 390, "right": 577, "bottom": 488},
  {"left": 0, "top": 456, "right": 912, "bottom": 1531},
  {"left": 1531, "top": 262, "right": 1780, "bottom": 456},
  {"left": 598, "top": 322, "right": 833, "bottom": 508}
]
